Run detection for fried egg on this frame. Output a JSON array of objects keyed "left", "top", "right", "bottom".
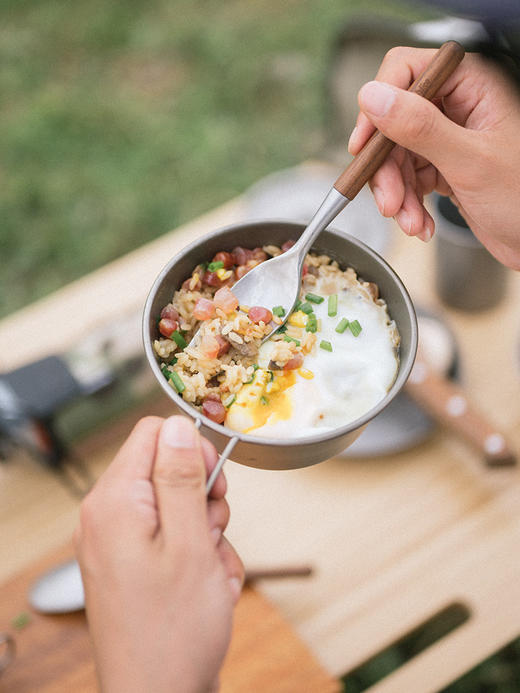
[{"left": 225, "top": 278, "right": 399, "bottom": 438}]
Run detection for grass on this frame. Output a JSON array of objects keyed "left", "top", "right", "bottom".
[{"left": 1, "top": 0, "right": 424, "bottom": 317}]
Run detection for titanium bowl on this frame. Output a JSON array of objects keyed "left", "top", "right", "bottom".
[{"left": 143, "top": 220, "right": 418, "bottom": 470}]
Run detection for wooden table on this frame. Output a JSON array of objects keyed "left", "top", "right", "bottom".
[{"left": 1, "top": 165, "right": 519, "bottom": 692}]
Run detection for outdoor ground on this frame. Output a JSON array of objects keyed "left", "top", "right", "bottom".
[{"left": 1, "top": 0, "right": 519, "bottom": 689}]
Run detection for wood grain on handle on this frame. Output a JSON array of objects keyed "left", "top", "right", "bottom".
[
  {"left": 406, "top": 358, "right": 516, "bottom": 467},
  {"left": 334, "top": 40, "right": 465, "bottom": 200}
]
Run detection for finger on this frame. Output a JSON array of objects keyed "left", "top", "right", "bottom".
[
  {"left": 153, "top": 416, "right": 208, "bottom": 545},
  {"left": 217, "top": 536, "right": 245, "bottom": 605},
  {"left": 357, "top": 81, "right": 470, "bottom": 178},
  {"left": 103, "top": 416, "right": 164, "bottom": 482},
  {"left": 369, "top": 155, "right": 405, "bottom": 217},
  {"left": 348, "top": 111, "right": 375, "bottom": 155},
  {"left": 416, "top": 208, "right": 435, "bottom": 243},
  {"left": 201, "top": 437, "right": 226, "bottom": 500},
  {"left": 373, "top": 46, "right": 462, "bottom": 97},
  {"left": 207, "top": 498, "right": 230, "bottom": 543}
]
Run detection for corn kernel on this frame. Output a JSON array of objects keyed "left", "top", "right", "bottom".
[
  {"left": 272, "top": 315, "right": 282, "bottom": 325},
  {"left": 239, "top": 305, "right": 250, "bottom": 313},
  {"left": 216, "top": 268, "right": 232, "bottom": 280},
  {"left": 298, "top": 368, "right": 314, "bottom": 380},
  {"left": 288, "top": 311, "right": 307, "bottom": 328}
]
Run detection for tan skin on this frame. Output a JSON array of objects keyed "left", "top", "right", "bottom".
[
  {"left": 74, "top": 416, "right": 244, "bottom": 693},
  {"left": 348, "top": 47, "right": 520, "bottom": 270}
]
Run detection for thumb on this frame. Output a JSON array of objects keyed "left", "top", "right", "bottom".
[
  {"left": 358, "top": 80, "right": 468, "bottom": 176},
  {"left": 152, "top": 416, "right": 208, "bottom": 545}
]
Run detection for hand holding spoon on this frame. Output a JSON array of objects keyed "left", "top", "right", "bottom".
[{"left": 227, "top": 41, "right": 465, "bottom": 337}]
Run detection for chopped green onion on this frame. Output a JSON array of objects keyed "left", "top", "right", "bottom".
[
  {"left": 207, "top": 260, "right": 224, "bottom": 271},
  {"left": 276, "top": 324, "right": 288, "bottom": 334},
  {"left": 320, "top": 340, "right": 333, "bottom": 352},
  {"left": 169, "top": 371, "right": 186, "bottom": 393},
  {"left": 161, "top": 365, "right": 171, "bottom": 379},
  {"left": 223, "top": 394, "right": 236, "bottom": 408},
  {"left": 328, "top": 294, "right": 338, "bottom": 317},
  {"left": 272, "top": 305, "right": 285, "bottom": 317},
  {"left": 294, "top": 299, "right": 302, "bottom": 311},
  {"left": 171, "top": 330, "right": 187, "bottom": 349},
  {"left": 245, "top": 372, "right": 256, "bottom": 384},
  {"left": 300, "top": 302, "right": 314, "bottom": 314},
  {"left": 305, "top": 314, "right": 318, "bottom": 333},
  {"left": 168, "top": 356, "right": 178, "bottom": 366},
  {"left": 349, "top": 319, "right": 362, "bottom": 337},
  {"left": 11, "top": 612, "right": 31, "bottom": 630},
  {"left": 260, "top": 395, "right": 269, "bottom": 405},
  {"left": 283, "top": 335, "right": 301, "bottom": 346},
  {"left": 268, "top": 370, "right": 274, "bottom": 381},
  {"left": 335, "top": 317, "right": 349, "bottom": 334},
  {"left": 305, "top": 293, "right": 324, "bottom": 304},
  {"left": 253, "top": 363, "right": 260, "bottom": 371}
]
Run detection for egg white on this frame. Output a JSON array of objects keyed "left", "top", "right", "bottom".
[{"left": 225, "top": 281, "right": 398, "bottom": 438}]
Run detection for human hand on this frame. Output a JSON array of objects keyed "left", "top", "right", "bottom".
[
  {"left": 74, "top": 416, "right": 244, "bottom": 693},
  {"left": 348, "top": 47, "right": 520, "bottom": 269}
]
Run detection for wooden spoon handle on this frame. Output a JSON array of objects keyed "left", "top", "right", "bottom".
[
  {"left": 334, "top": 40, "right": 465, "bottom": 200},
  {"left": 406, "top": 357, "right": 517, "bottom": 467}
]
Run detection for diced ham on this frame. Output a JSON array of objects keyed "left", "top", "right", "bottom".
[
  {"left": 200, "top": 335, "right": 220, "bottom": 360},
  {"left": 212, "top": 251, "right": 234, "bottom": 269},
  {"left": 202, "top": 270, "right": 223, "bottom": 287},
  {"left": 215, "top": 334, "right": 230, "bottom": 356},
  {"left": 214, "top": 286, "right": 239, "bottom": 313},
  {"left": 281, "top": 239, "right": 296, "bottom": 252},
  {"left": 283, "top": 352, "right": 304, "bottom": 370},
  {"left": 251, "top": 247, "right": 267, "bottom": 262},
  {"left": 160, "top": 304, "right": 179, "bottom": 321},
  {"left": 248, "top": 306, "right": 273, "bottom": 324},
  {"left": 231, "top": 246, "right": 253, "bottom": 266},
  {"left": 158, "top": 318, "right": 178, "bottom": 337},
  {"left": 202, "top": 397, "right": 226, "bottom": 424},
  {"left": 193, "top": 297, "right": 216, "bottom": 320}
]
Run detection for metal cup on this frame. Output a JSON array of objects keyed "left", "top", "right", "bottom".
[
  {"left": 143, "top": 220, "right": 417, "bottom": 471},
  {"left": 434, "top": 194, "right": 507, "bottom": 311}
]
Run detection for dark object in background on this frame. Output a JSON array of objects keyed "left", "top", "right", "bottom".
[
  {"left": 0, "top": 356, "right": 112, "bottom": 496},
  {"left": 433, "top": 195, "right": 507, "bottom": 311},
  {"left": 423, "top": 0, "right": 520, "bottom": 86}
]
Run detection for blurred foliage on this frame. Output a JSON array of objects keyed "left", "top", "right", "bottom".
[{"left": 1, "top": 0, "right": 424, "bottom": 317}]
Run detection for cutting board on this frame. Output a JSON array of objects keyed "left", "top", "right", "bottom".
[{"left": 0, "top": 544, "right": 339, "bottom": 693}]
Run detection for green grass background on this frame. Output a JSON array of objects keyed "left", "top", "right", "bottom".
[
  {"left": 2, "top": 0, "right": 519, "bottom": 688},
  {"left": 1, "top": 0, "right": 424, "bottom": 317}
]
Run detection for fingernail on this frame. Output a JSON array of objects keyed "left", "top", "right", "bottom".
[
  {"left": 229, "top": 577, "right": 243, "bottom": 600},
  {"left": 211, "top": 527, "right": 222, "bottom": 545},
  {"left": 417, "top": 226, "right": 433, "bottom": 243},
  {"left": 359, "top": 81, "right": 396, "bottom": 117},
  {"left": 161, "top": 416, "right": 197, "bottom": 448},
  {"left": 395, "top": 210, "right": 411, "bottom": 234},
  {"left": 373, "top": 186, "right": 385, "bottom": 214},
  {"left": 347, "top": 126, "right": 358, "bottom": 153}
]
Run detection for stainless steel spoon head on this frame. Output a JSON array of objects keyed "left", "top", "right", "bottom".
[{"left": 29, "top": 559, "right": 85, "bottom": 614}]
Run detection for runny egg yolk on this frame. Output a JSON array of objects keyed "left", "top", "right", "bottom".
[{"left": 225, "top": 369, "right": 296, "bottom": 433}]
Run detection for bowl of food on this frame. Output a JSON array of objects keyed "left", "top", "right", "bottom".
[{"left": 143, "top": 220, "right": 417, "bottom": 470}]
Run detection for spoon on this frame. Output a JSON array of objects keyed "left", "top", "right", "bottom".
[{"left": 226, "top": 41, "right": 464, "bottom": 335}]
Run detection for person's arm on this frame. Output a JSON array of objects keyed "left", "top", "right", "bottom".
[
  {"left": 74, "top": 416, "right": 244, "bottom": 693},
  {"left": 348, "top": 46, "right": 520, "bottom": 270}
]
